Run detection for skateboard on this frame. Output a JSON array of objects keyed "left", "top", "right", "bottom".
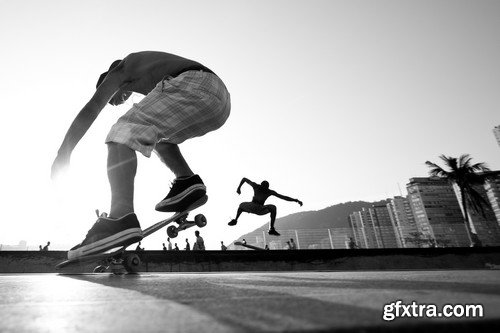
[
  {"left": 234, "top": 241, "right": 265, "bottom": 250},
  {"left": 55, "top": 195, "right": 208, "bottom": 274}
]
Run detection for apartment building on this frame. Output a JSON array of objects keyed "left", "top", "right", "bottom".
[
  {"left": 452, "top": 173, "right": 500, "bottom": 246},
  {"left": 369, "top": 204, "right": 399, "bottom": 248},
  {"left": 484, "top": 171, "right": 500, "bottom": 226},
  {"left": 406, "top": 177, "right": 469, "bottom": 247},
  {"left": 387, "top": 196, "right": 418, "bottom": 248}
]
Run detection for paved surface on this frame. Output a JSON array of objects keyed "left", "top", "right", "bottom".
[{"left": 1, "top": 270, "right": 499, "bottom": 332}]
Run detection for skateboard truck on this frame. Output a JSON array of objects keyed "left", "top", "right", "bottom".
[
  {"left": 92, "top": 252, "right": 142, "bottom": 274},
  {"left": 166, "top": 213, "right": 207, "bottom": 238}
]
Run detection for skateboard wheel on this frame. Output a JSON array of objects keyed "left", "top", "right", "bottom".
[
  {"left": 93, "top": 265, "right": 107, "bottom": 273},
  {"left": 123, "top": 254, "right": 141, "bottom": 273},
  {"left": 194, "top": 214, "right": 207, "bottom": 227},
  {"left": 167, "top": 225, "right": 178, "bottom": 238}
]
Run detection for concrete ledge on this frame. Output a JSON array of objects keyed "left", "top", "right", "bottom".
[{"left": 1, "top": 247, "right": 499, "bottom": 273}]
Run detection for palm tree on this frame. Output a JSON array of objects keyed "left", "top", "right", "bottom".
[{"left": 425, "top": 154, "right": 490, "bottom": 246}]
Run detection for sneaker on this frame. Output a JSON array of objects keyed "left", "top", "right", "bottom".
[
  {"left": 228, "top": 219, "right": 237, "bottom": 226},
  {"left": 67, "top": 213, "right": 143, "bottom": 260},
  {"left": 268, "top": 228, "right": 281, "bottom": 236},
  {"left": 155, "top": 175, "right": 206, "bottom": 212}
]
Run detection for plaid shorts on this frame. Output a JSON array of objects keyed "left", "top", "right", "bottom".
[{"left": 106, "top": 70, "right": 231, "bottom": 157}]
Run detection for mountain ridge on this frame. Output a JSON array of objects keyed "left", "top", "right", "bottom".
[{"left": 231, "top": 200, "right": 387, "bottom": 245}]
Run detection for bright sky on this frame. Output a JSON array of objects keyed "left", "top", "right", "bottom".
[{"left": 1, "top": 0, "right": 499, "bottom": 250}]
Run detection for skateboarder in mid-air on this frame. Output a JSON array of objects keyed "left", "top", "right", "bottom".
[
  {"left": 51, "top": 51, "right": 231, "bottom": 260},
  {"left": 228, "top": 178, "right": 303, "bottom": 236}
]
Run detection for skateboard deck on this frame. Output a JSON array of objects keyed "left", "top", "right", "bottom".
[
  {"left": 56, "top": 195, "right": 208, "bottom": 273},
  {"left": 234, "top": 241, "right": 265, "bottom": 250}
]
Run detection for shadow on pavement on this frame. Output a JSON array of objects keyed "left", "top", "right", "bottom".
[{"left": 61, "top": 272, "right": 500, "bottom": 332}]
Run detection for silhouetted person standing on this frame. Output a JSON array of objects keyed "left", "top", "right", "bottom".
[
  {"left": 167, "top": 237, "right": 172, "bottom": 250},
  {"left": 347, "top": 237, "right": 358, "bottom": 249},
  {"left": 51, "top": 51, "right": 231, "bottom": 260},
  {"left": 228, "top": 178, "right": 303, "bottom": 236},
  {"left": 194, "top": 230, "right": 205, "bottom": 250},
  {"left": 220, "top": 241, "right": 227, "bottom": 251},
  {"left": 185, "top": 238, "right": 191, "bottom": 251}
]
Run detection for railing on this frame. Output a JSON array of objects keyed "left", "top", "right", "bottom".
[{"left": 229, "top": 223, "right": 500, "bottom": 249}]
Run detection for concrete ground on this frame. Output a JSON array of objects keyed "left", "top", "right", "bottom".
[{"left": 0, "top": 270, "right": 499, "bottom": 332}]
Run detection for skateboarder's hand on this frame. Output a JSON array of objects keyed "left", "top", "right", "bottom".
[
  {"left": 236, "top": 188, "right": 241, "bottom": 195},
  {"left": 51, "top": 154, "right": 70, "bottom": 180},
  {"left": 296, "top": 199, "right": 303, "bottom": 207}
]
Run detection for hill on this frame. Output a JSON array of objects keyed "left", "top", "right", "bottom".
[{"left": 231, "top": 200, "right": 385, "bottom": 249}]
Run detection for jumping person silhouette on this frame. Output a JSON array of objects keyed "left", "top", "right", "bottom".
[
  {"left": 228, "top": 178, "right": 302, "bottom": 236},
  {"left": 51, "top": 51, "right": 230, "bottom": 260}
]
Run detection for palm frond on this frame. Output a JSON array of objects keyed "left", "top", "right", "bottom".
[
  {"left": 425, "top": 161, "right": 448, "bottom": 178},
  {"left": 465, "top": 172, "right": 487, "bottom": 186},
  {"left": 458, "top": 154, "right": 472, "bottom": 168},
  {"left": 439, "top": 155, "right": 458, "bottom": 171},
  {"left": 470, "top": 162, "right": 490, "bottom": 173},
  {"left": 426, "top": 154, "right": 492, "bottom": 221}
]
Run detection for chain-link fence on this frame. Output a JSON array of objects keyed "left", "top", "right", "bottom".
[
  {"left": 229, "top": 228, "right": 356, "bottom": 250},
  {"left": 230, "top": 223, "right": 500, "bottom": 250}
]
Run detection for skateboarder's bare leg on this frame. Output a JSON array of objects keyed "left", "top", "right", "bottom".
[
  {"left": 228, "top": 207, "right": 244, "bottom": 226},
  {"left": 266, "top": 204, "right": 277, "bottom": 229},
  {"left": 229, "top": 203, "right": 273, "bottom": 226},
  {"left": 228, "top": 206, "right": 242, "bottom": 226},
  {"left": 154, "top": 142, "right": 206, "bottom": 212},
  {"left": 235, "top": 206, "right": 245, "bottom": 220},
  {"left": 64, "top": 142, "right": 143, "bottom": 260},
  {"left": 155, "top": 142, "right": 193, "bottom": 178},
  {"left": 107, "top": 143, "right": 137, "bottom": 218}
]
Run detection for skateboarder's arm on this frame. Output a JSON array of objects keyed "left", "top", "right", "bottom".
[
  {"left": 271, "top": 191, "right": 303, "bottom": 206},
  {"left": 236, "top": 177, "right": 257, "bottom": 194},
  {"left": 51, "top": 73, "right": 123, "bottom": 179}
]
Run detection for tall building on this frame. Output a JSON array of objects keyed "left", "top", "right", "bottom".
[
  {"left": 360, "top": 208, "right": 381, "bottom": 248},
  {"left": 348, "top": 208, "right": 381, "bottom": 248},
  {"left": 452, "top": 172, "right": 500, "bottom": 246},
  {"left": 348, "top": 203, "right": 400, "bottom": 249},
  {"left": 406, "top": 177, "right": 469, "bottom": 247},
  {"left": 484, "top": 171, "right": 500, "bottom": 226},
  {"left": 494, "top": 125, "right": 500, "bottom": 148},
  {"left": 387, "top": 196, "right": 418, "bottom": 248},
  {"left": 348, "top": 212, "right": 367, "bottom": 248},
  {"left": 369, "top": 203, "right": 399, "bottom": 248}
]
